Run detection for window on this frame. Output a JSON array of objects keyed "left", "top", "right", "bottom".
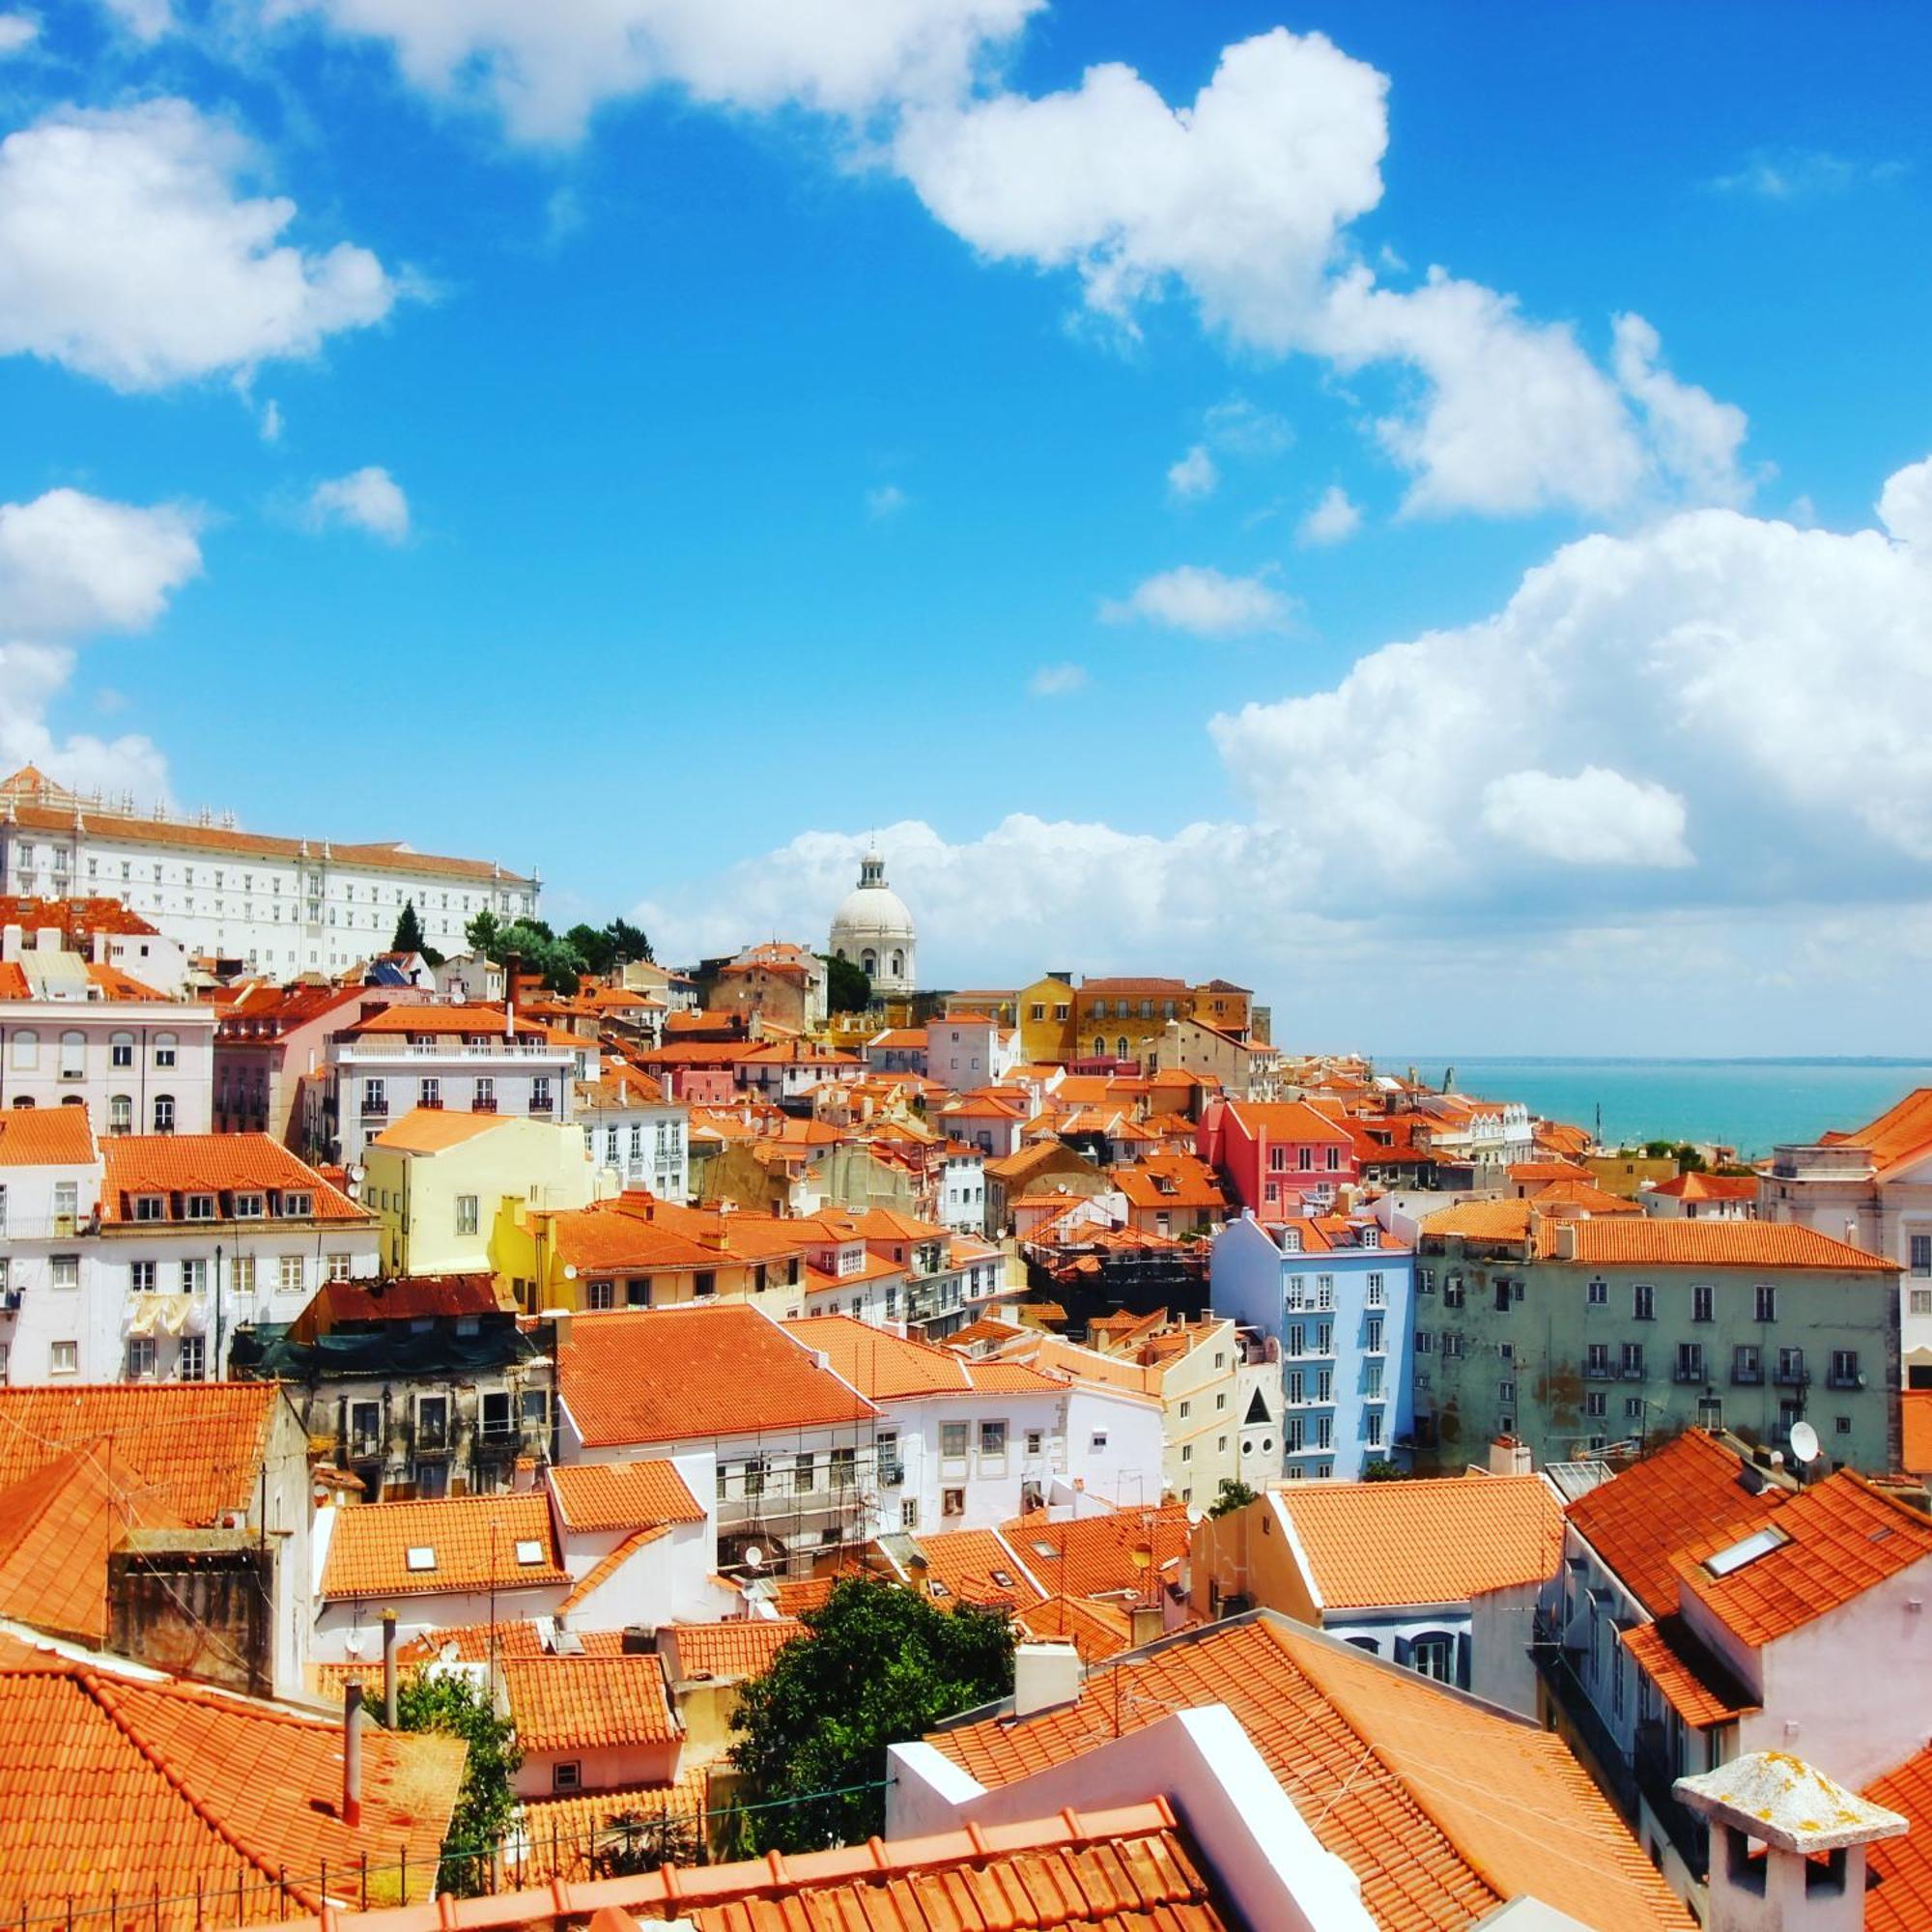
[
  {"left": 1620, "top": 1341, "right": 1645, "bottom": 1378},
  {"left": 1776, "top": 1346, "right": 1806, "bottom": 1385},
  {"left": 1025, "top": 1429, "right": 1043, "bottom": 1456},
  {"left": 134, "top": 1193, "right": 164, "bottom": 1223},
  {"left": 585, "top": 1279, "right": 614, "bottom": 1311},
  {"left": 126, "top": 1337, "right": 156, "bottom": 1380},
  {"left": 901, "top": 1499, "right": 920, "bottom": 1529},
  {"left": 108, "top": 1094, "right": 131, "bottom": 1135},
  {"left": 1831, "top": 1349, "right": 1861, "bottom": 1388},
  {"left": 455, "top": 1195, "right": 479, "bottom": 1236},
  {"left": 419, "top": 1077, "right": 440, "bottom": 1110},
  {"left": 1676, "top": 1342, "right": 1705, "bottom": 1382},
  {"left": 1415, "top": 1329, "right": 1433, "bottom": 1355},
  {"left": 694, "top": 1270, "right": 716, "bottom": 1298},
  {"left": 1366, "top": 1273, "right": 1384, "bottom": 1306},
  {"left": 1692, "top": 1282, "right": 1714, "bottom": 1323},
  {"left": 980, "top": 1420, "right": 1007, "bottom": 1457},
  {"left": 474, "top": 1076, "right": 495, "bottom": 1112},
  {"left": 282, "top": 1192, "right": 311, "bottom": 1217},
  {"left": 179, "top": 1334, "right": 205, "bottom": 1381},
  {"left": 552, "top": 1762, "right": 582, "bottom": 1795},
  {"left": 9, "top": 1029, "right": 37, "bottom": 1073},
  {"left": 1625, "top": 1397, "right": 1646, "bottom": 1420},
  {"left": 278, "top": 1255, "right": 303, "bottom": 1294},
  {"left": 110, "top": 1032, "right": 133, "bottom": 1069},
  {"left": 153, "top": 1033, "right": 177, "bottom": 1069},
  {"left": 233, "top": 1193, "right": 264, "bottom": 1219},
  {"left": 185, "top": 1194, "right": 214, "bottom": 1222},
  {"left": 1498, "top": 1379, "right": 1516, "bottom": 1404},
  {"left": 1441, "top": 1333, "right": 1463, "bottom": 1359},
  {"left": 790, "top": 1453, "right": 814, "bottom": 1493},
  {"left": 530, "top": 1077, "right": 554, "bottom": 1113},
  {"left": 480, "top": 1391, "right": 512, "bottom": 1435},
  {"left": 1755, "top": 1283, "right": 1776, "bottom": 1322},
  {"left": 233, "top": 1256, "right": 256, "bottom": 1293},
  {"left": 130, "top": 1260, "right": 156, "bottom": 1293},
  {"left": 941, "top": 1422, "right": 968, "bottom": 1460},
  {"left": 1585, "top": 1391, "right": 1607, "bottom": 1418},
  {"left": 626, "top": 1277, "right": 652, "bottom": 1307},
  {"left": 1365, "top": 1410, "right": 1383, "bottom": 1448},
  {"left": 58, "top": 1031, "right": 84, "bottom": 1080},
  {"left": 1914, "top": 1235, "right": 1932, "bottom": 1277},
  {"left": 152, "top": 1094, "right": 175, "bottom": 1133},
  {"left": 1365, "top": 1316, "right": 1384, "bottom": 1353},
  {"left": 1734, "top": 1343, "right": 1763, "bottom": 1383},
  {"left": 50, "top": 1341, "right": 76, "bottom": 1376},
  {"left": 416, "top": 1396, "right": 449, "bottom": 1450},
  {"left": 1633, "top": 1283, "right": 1654, "bottom": 1321},
  {"left": 522, "top": 1388, "right": 548, "bottom": 1431},
  {"left": 51, "top": 1256, "right": 78, "bottom": 1290},
  {"left": 1587, "top": 1277, "right": 1606, "bottom": 1306}
]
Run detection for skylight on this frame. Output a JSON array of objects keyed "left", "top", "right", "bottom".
[
  {"left": 405, "top": 1546, "right": 436, "bottom": 1572},
  {"left": 990, "top": 1569, "right": 1015, "bottom": 1588},
  {"left": 1703, "top": 1524, "right": 1790, "bottom": 1578},
  {"left": 1032, "top": 1541, "right": 1058, "bottom": 1558},
  {"left": 514, "top": 1539, "right": 546, "bottom": 1566}
]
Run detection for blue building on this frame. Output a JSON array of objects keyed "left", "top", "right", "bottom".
[{"left": 1209, "top": 1210, "right": 1416, "bottom": 1481}]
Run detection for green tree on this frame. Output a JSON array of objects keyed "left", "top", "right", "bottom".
[
  {"left": 729, "top": 1577, "right": 1013, "bottom": 1852},
  {"left": 462, "top": 914, "right": 585, "bottom": 994},
  {"left": 464, "top": 908, "right": 503, "bottom": 957},
  {"left": 1360, "top": 1459, "right": 1407, "bottom": 1482},
  {"left": 1208, "top": 1476, "right": 1257, "bottom": 1518},
  {"left": 389, "top": 899, "right": 443, "bottom": 968},
  {"left": 604, "top": 916, "right": 653, "bottom": 965},
  {"left": 566, "top": 923, "right": 617, "bottom": 977},
  {"left": 821, "top": 952, "right": 871, "bottom": 1014},
  {"left": 396, "top": 1671, "right": 522, "bottom": 1893}
]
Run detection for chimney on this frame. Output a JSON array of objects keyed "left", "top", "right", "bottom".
[
  {"left": 33, "top": 926, "right": 58, "bottom": 952},
  {"left": 1011, "top": 1640, "right": 1083, "bottom": 1719},
  {"left": 621, "top": 1625, "right": 655, "bottom": 1655},
  {"left": 1675, "top": 1751, "right": 1906, "bottom": 1932},
  {"left": 1488, "top": 1435, "right": 1533, "bottom": 1477},
  {"left": 342, "top": 1680, "right": 365, "bottom": 1828},
  {"left": 1552, "top": 1219, "right": 1578, "bottom": 1262},
  {"left": 1129, "top": 1604, "right": 1164, "bottom": 1650},
  {"left": 381, "top": 1612, "right": 398, "bottom": 1727},
  {"left": 1, "top": 924, "right": 19, "bottom": 963}
]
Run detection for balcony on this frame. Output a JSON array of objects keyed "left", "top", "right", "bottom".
[
  {"left": 1670, "top": 1361, "right": 1707, "bottom": 1385},
  {"left": 1634, "top": 1720, "right": 1710, "bottom": 1880},
  {"left": 1529, "top": 1609, "right": 1637, "bottom": 1819},
  {"left": 472, "top": 1095, "right": 497, "bottom": 1113},
  {"left": 1731, "top": 1363, "right": 1764, "bottom": 1386},
  {"left": 1582, "top": 1361, "right": 1616, "bottom": 1381},
  {"left": 359, "top": 1100, "right": 389, "bottom": 1120},
  {"left": 1774, "top": 1364, "right": 1811, "bottom": 1388},
  {"left": 1826, "top": 1370, "right": 1862, "bottom": 1391},
  {"left": 528, "top": 1097, "right": 555, "bottom": 1116}
]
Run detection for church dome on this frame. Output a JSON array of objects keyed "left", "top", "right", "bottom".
[{"left": 828, "top": 852, "right": 917, "bottom": 996}]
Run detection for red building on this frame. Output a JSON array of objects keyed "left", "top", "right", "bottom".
[{"left": 1196, "top": 1097, "right": 1358, "bottom": 1214}]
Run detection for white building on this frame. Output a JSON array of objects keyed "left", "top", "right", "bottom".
[
  {"left": 325, "top": 1003, "right": 591, "bottom": 1165},
  {"left": 1, "top": 927, "right": 214, "bottom": 1135},
  {"left": 936, "top": 1146, "right": 988, "bottom": 1233},
  {"left": 0, "top": 1122, "right": 378, "bottom": 1384},
  {"left": 0, "top": 765, "right": 539, "bottom": 978},
  {"left": 574, "top": 1064, "right": 689, "bottom": 1204},
  {"left": 827, "top": 850, "right": 917, "bottom": 997}
]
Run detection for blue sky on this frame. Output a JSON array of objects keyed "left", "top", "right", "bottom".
[{"left": 2, "top": 1, "right": 1930, "bottom": 1052}]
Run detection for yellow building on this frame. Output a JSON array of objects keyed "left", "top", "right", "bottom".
[
  {"left": 361, "top": 1109, "right": 598, "bottom": 1278},
  {"left": 1015, "top": 974, "right": 1078, "bottom": 1064}
]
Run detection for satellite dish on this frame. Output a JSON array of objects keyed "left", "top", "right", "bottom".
[
  {"left": 742, "top": 1546, "right": 764, "bottom": 1571},
  {"left": 563, "top": 1264, "right": 578, "bottom": 1281},
  {"left": 1789, "top": 1421, "right": 1821, "bottom": 1466}
]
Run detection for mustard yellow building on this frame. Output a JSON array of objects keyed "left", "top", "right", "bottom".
[{"left": 361, "top": 1109, "right": 598, "bottom": 1277}]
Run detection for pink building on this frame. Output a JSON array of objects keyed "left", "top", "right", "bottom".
[
  {"left": 214, "top": 982, "right": 424, "bottom": 1146},
  {"left": 1197, "top": 1097, "right": 1358, "bottom": 1214}
]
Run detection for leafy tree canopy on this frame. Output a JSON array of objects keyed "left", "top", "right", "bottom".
[
  {"left": 1360, "top": 1459, "right": 1408, "bottom": 1482},
  {"left": 728, "top": 1577, "right": 1013, "bottom": 1852},
  {"left": 396, "top": 1670, "right": 522, "bottom": 1889},
  {"left": 1208, "top": 1476, "right": 1257, "bottom": 1518},
  {"left": 821, "top": 952, "right": 871, "bottom": 1014},
  {"left": 465, "top": 911, "right": 651, "bottom": 991}
]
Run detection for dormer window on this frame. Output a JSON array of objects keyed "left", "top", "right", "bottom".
[
  {"left": 281, "top": 1192, "right": 312, "bottom": 1217},
  {"left": 233, "top": 1193, "right": 264, "bottom": 1219},
  {"left": 1361, "top": 1227, "right": 1379, "bottom": 1249},
  {"left": 1279, "top": 1227, "right": 1302, "bottom": 1254},
  {"left": 133, "top": 1194, "right": 165, "bottom": 1223},
  {"left": 184, "top": 1195, "right": 215, "bottom": 1221}
]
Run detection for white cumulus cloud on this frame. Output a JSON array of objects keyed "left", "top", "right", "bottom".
[
  {"left": 1101, "top": 564, "right": 1289, "bottom": 637},
  {"left": 0, "top": 99, "right": 400, "bottom": 391},
  {"left": 0, "top": 14, "right": 37, "bottom": 55},
  {"left": 0, "top": 488, "right": 202, "bottom": 799},
  {"left": 1479, "top": 767, "right": 1692, "bottom": 868},
  {"left": 1297, "top": 484, "right": 1360, "bottom": 546},
  {"left": 1166, "top": 444, "right": 1217, "bottom": 500},
  {"left": 1879, "top": 457, "right": 1932, "bottom": 552},
  {"left": 305, "top": 466, "right": 411, "bottom": 542}
]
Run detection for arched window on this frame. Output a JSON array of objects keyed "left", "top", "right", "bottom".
[
  {"left": 861, "top": 950, "right": 877, "bottom": 975},
  {"left": 890, "top": 951, "right": 904, "bottom": 980},
  {"left": 153, "top": 1094, "right": 175, "bottom": 1133},
  {"left": 110, "top": 1031, "right": 133, "bottom": 1069},
  {"left": 59, "top": 1030, "right": 84, "bottom": 1080},
  {"left": 1116, "top": 1036, "right": 1129, "bottom": 1061},
  {"left": 9, "top": 1029, "right": 37, "bottom": 1070},
  {"left": 1345, "top": 1635, "right": 1380, "bottom": 1656},
  {"left": 60, "top": 1094, "right": 83, "bottom": 1108},
  {"left": 153, "top": 1032, "right": 178, "bottom": 1069},
  {"left": 109, "top": 1095, "right": 132, "bottom": 1135},
  {"left": 1093, "top": 1037, "right": 1106, "bottom": 1058},
  {"left": 1408, "top": 1633, "right": 1458, "bottom": 1683},
  {"left": 9, "top": 1096, "right": 31, "bottom": 1109}
]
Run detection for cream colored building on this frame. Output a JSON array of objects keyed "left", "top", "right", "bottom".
[{"left": 360, "top": 1109, "right": 598, "bottom": 1278}]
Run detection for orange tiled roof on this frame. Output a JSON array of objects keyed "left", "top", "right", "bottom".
[
  {"left": 1004, "top": 1504, "right": 1189, "bottom": 1602},
  {"left": 1422, "top": 1199, "right": 1538, "bottom": 1244},
  {"left": 0, "top": 1383, "right": 278, "bottom": 1525},
  {"left": 1647, "top": 1171, "right": 1758, "bottom": 1202},
  {"left": 1566, "top": 1430, "right": 1781, "bottom": 1619},
  {"left": 664, "top": 1619, "right": 804, "bottom": 1681},
  {"left": 930, "top": 1618, "right": 1690, "bottom": 1932},
  {"left": 99, "top": 1133, "right": 368, "bottom": 1225},
  {"left": 1834, "top": 1088, "right": 1932, "bottom": 1181},
  {"left": 1528, "top": 1179, "right": 1643, "bottom": 1213},
  {"left": 272, "top": 1801, "right": 1230, "bottom": 1932},
  {"left": 558, "top": 1304, "right": 876, "bottom": 1448},
  {"left": 1017, "top": 1593, "right": 1137, "bottom": 1662},
  {"left": 321, "top": 1494, "right": 568, "bottom": 1601},
  {"left": 891, "top": 1529, "right": 1046, "bottom": 1611},
  {"left": 1223, "top": 1098, "right": 1354, "bottom": 1144},
  {"left": 367, "top": 1108, "right": 515, "bottom": 1153},
  {"left": 0, "top": 1106, "right": 96, "bottom": 1167},
  {"left": 1674, "top": 1472, "right": 1932, "bottom": 1646},
  {"left": 1106, "top": 1153, "right": 1228, "bottom": 1212},
  {"left": 0, "top": 1449, "right": 172, "bottom": 1644},
  {"left": 511, "top": 1769, "right": 710, "bottom": 1883},
  {"left": 0, "top": 1651, "right": 462, "bottom": 1924},
  {"left": 499, "top": 1654, "right": 677, "bottom": 1753},
  {"left": 1555, "top": 1218, "right": 1895, "bottom": 1270},
  {"left": 1269, "top": 1475, "right": 1563, "bottom": 1610},
  {"left": 548, "top": 1461, "right": 703, "bottom": 1532},
  {"left": 1619, "top": 1617, "right": 1759, "bottom": 1729},
  {"left": 1866, "top": 1744, "right": 1932, "bottom": 1932},
  {"left": 767, "top": 1574, "right": 838, "bottom": 1616},
  {"left": 1905, "top": 1391, "right": 1932, "bottom": 1478}
]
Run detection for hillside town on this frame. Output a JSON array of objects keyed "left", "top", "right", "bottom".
[{"left": 1, "top": 761, "right": 1930, "bottom": 1930}]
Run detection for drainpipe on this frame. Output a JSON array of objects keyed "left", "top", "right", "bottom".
[{"left": 382, "top": 1610, "right": 398, "bottom": 1727}]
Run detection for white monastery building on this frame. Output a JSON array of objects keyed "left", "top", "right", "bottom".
[{"left": 0, "top": 767, "right": 540, "bottom": 977}]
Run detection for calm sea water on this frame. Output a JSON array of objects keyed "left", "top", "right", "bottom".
[{"left": 1370, "top": 1058, "right": 1932, "bottom": 1160}]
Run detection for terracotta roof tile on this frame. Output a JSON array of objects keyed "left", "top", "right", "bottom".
[
  {"left": 557, "top": 1525, "right": 669, "bottom": 1612},
  {"left": 0, "top": 1106, "right": 96, "bottom": 1167},
  {"left": 1904, "top": 1392, "right": 1932, "bottom": 1478},
  {"left": 1004, "top": 1505, "right": 1189, "bottom": 1602},
  {"left": 1270, "top": 1475, "right": 1564, "bottom": 1610},
  {"left": 366, "top": 1109, "right": 516, "bottom": 1152},
  {"left": 99, "top": 1134, "right": 369, "bottom": 1225},
  {"left": 1647, "top": 1172, "right": 1758, "bottom": 1202},
  {"left": 321, "top": 1494, "right": 568, "bottom": 1601},
  {"left": 889, "top": 1528, "right": 1046, "bottom": 1611},
  {"left": 1566, "top": 1431, "right": 1781, "bottom": 1619},
  {"left": 1619, "top": 1617, "right": 1759, "bottom": 1729},
  {"left": 0, "top": 1449, "right": 174, "bottom": 1643},
  {"left": 1016, "top": 1593, "right": 1137, "bottom": 1662},
  {"left": 548, "top": 1462, "right": 703, "bottom": 1532},
  {"left": 499, "top": 1654, "right": 677, "bottom": 1753},
  {"left": 558, "top": 1304, "right": 876, "bottom": 1448},
  {"left": 510, "top": 1770, "right": 710, "bottom": 1883},
  {"left": 0, "top": 1653, "right": 461, "bottom": 1924},
  {"left": 1674, "top": 1472, "right": 1932, "bottom": 1646},
  {"left": 931, "top": 1617, "right": 1690, "bottom": 1932},
  {"left": 663, "top": 1619, "right": 803, "bottom": 1682},
  {"left": 1866, "top": 1745, "right": 1932, "bottom": 1932},
  {"left": 1556, "top": 1218, "right": 1895, "bottom": 1270}
]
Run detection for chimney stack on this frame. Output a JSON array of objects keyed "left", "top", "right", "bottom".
[
  {"left": 342, "top": 1680, "right": 365, "bottom": 1828},
  {"left": 381, "top": 1612, "right": 398, "bottom": 1727},
  {"left": 1011, "top": 1640, "right": 1083, "bottom": 1719}
]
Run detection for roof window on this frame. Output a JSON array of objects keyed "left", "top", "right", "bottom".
[
  {"left": 405, "top": 1546, "right": 436, "bottom": 1572},
  {"left": 1703, "top": 1523, "right": 1790, "bottom": 1578},
  {"left": 514, "top": 1539, "right": 546, "bottom": 1566}
]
